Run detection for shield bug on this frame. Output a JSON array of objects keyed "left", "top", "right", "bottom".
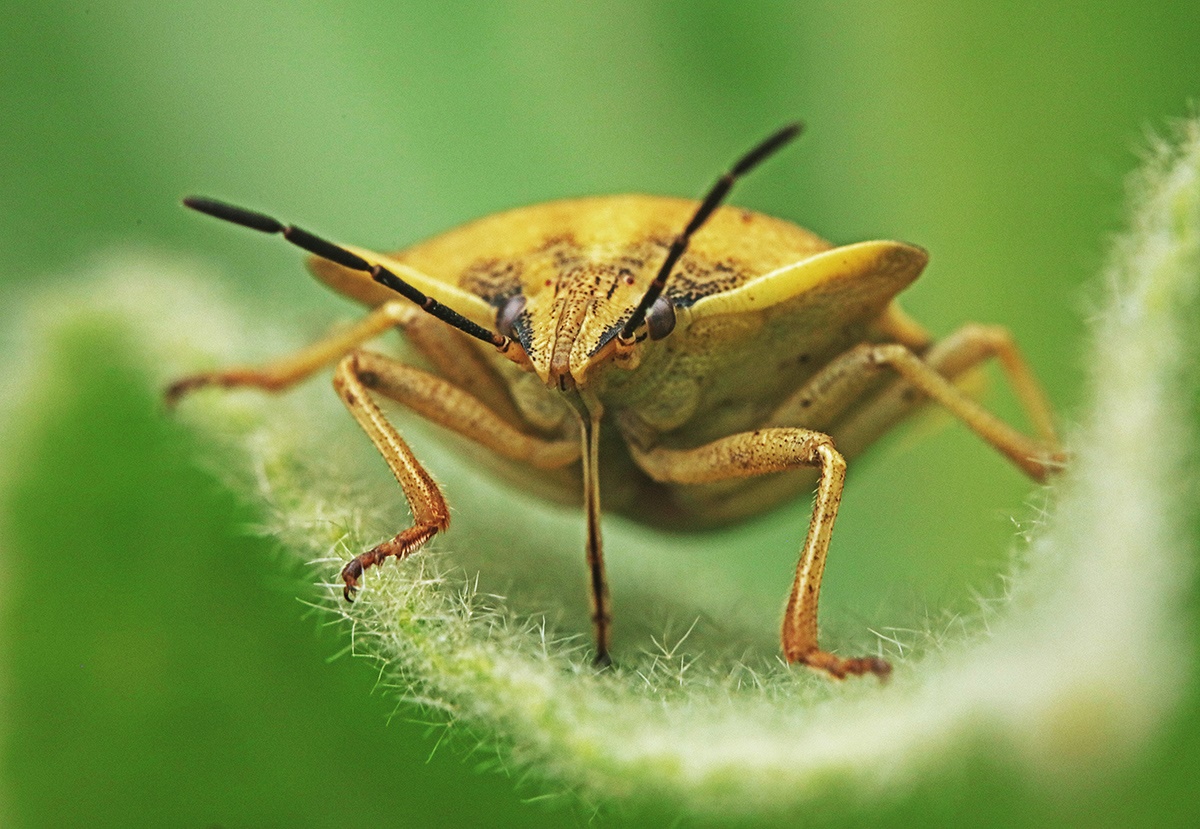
[{"left": 169, "top": 123, "right": 1062, "bottom": 678}]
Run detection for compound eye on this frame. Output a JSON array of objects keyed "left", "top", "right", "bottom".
[
  {"left": 645, "top": 294, "right": 676, "bottom": 340},
  {"left": 496, "top": 294, "right": 527, "bottom": 339}
]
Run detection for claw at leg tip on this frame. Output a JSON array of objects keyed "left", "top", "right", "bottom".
[
  {"left": 164, "top": 375, "right": 211, "bottom": 408},
  {"left": 341, "top": 559, "right": 364, "bottom": 602},
  {"left": 163, "top": 381, "right": 188, "bottom": 409}
]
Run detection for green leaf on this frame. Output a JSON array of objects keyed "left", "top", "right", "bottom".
[{"left": 5, "top": 118, "right": 1200, "bottom": 823}]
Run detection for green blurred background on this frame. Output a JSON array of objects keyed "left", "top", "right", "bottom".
[{"left": 2, "top": 2, "right": 1199, "bottom": 826}]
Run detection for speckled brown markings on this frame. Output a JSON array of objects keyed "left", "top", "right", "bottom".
[
  {"left": 666, "top": 256, "right": 750, "bottom": 307},
  {"left": 458, "top": 257, "right": 523, "bottom": 306},
  {"left": 171, "top": 125, "right": 1063, "bottom": 678}
]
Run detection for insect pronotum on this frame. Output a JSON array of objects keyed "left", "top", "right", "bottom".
[{"left": 170, "top": 124, "right": 1062, "bottom": 678}]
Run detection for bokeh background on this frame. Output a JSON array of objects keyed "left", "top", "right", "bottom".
[{"left": 2, "top": 2, "right": 1199, "bottom": 826}]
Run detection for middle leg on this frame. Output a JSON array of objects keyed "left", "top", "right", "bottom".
[{"left": 769, "top": 326, "right": 1062, "bottom": 480}]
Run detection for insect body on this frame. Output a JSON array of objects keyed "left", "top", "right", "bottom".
[{"left": 170, "top": 124, "right": 1062, "bottom": 678}]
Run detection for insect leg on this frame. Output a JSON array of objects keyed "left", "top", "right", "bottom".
[
  {"left": 335, "top": 350, "right": 580, "bottom": 599},
  {"left": 677, "top": 336, "right": 953, "bottom": 525},
  {"left": 833, "top": 326, "right": 1063, "bottom": 479},
  {"left": 921, "top": 324, "right": 1058, "bottom": 446},
  {"left": 165, "top": 300, "right": 419, "bottom": 404},
  {"left": 347, "top": 350, "right": 578, "bottom": 470},
  {"left": 630, "top": 429, "right": 890, "bottom": 680},
  {"left": 333, "top": 353, "right": 450, "bottom": 601},
  {"left": 766, "top": 342, "right": 898, "bottom": 433},
  {"left": 166, "top": 300, "right": 521, "bottom": 421}
]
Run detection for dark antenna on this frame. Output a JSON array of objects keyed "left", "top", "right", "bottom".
[
  {"left": 619, "top": 122, "right": 803, "bottom": 340},
  {"left": 182, "top": 196, "right": 509, "bottom": 349}
]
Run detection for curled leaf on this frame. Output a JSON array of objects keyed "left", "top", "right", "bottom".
[{"left": 9, "top": 118, "right": 1198, "bottom": 819}]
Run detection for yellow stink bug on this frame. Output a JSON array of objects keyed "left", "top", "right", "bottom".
[{"left": 169, "top": 124, "right": 1062, "bottom": 678}]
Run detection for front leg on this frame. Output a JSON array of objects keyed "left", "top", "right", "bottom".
[
  {"left": 332, "top": 354, "right": 450, "bottom": 600},
  {"left": 165, "top": 299, "right": 520, "bottom": 421},
  {"left": 631, "top": 429, "right": 890, "bottom": 680},
  {"left": 333, "top": 350, "right": 580, "bottom": 599}
]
